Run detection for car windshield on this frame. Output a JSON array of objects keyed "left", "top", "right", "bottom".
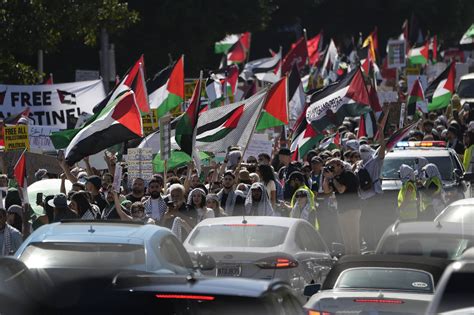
[
  {"left": 19, "top": 242, "right": 146, "bottom": 269},
  {"left": 437, "top": 205, "right": 474, "bottom": 224},
  {"left": 335, "top": 268, "right": 434, "bottom": 293},
  {"left": 378, "top": 235, "right": 474, "bottom": 260},
  {"left": 188, "top": 225, "right": 288, "bottom": 248},
  {"left": 382, "top": 156, "right": 454, "bottom": 180},
  {"left": 457, "top": 78, "right": 474, "bottom": 99}
]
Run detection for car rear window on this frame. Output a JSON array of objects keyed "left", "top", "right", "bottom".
[
  {"left": 382, "top": 156, "right": 454, "bottom": 180},
  {"left": 188, "top": 225, "right": 288, "bottom": 248},
  {"left": 335, "top": 268, "right": 434, "bottom": 293},
  {"left": 19, "top": 242, "right": 146, "bottom": 269},
  {"left": 378, "top": 235, "right": 474, "bottom": 260}
]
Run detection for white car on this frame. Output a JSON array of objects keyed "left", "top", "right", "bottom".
[
  {"left": 457, "top": 72, "right": 474, "bottom": 107},
  {"left": 304, "top": 255, "right": 450, "bottom": 315},
  {"left": 435, "top": 198, "right": 474, "bottom": 225},
  {"left": 183, "top": 216, "right": 335, "bottom": 299}
]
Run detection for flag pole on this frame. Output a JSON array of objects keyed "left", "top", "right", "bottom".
[
  {"left": 245, "top": 33, "right": 252, "bottom": 64},
  {"left": 303, "top": 28, "right": 309, "bottom": 67},
  {"left": 241, "top": 88, "right": 270, "bottom": 159},
  {"left": 192, "top": 70, "right": 204, "bottom": 175}
]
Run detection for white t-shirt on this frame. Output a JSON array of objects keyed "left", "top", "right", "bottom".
[{"left": 264, "top": 180, "right": 276, "bottom": 199}]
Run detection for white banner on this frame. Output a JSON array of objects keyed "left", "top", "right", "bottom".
[{"left": 0, "top": 80, "right": 106, "bottom": 129}]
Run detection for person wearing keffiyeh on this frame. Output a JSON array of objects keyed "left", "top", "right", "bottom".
[
  {"left": 0, "top": 208, "right": 23, "bottom": 256},
  {"left": 244, "top": 182, "right": 274, "bottom": 216}
]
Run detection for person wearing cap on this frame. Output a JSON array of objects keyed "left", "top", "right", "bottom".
[
  {"left": 49, "top": 193, "right": 78, "bottom": 222},
  {"left": 85, "top": 175, "right": 108, "bottom": 212},
  {"left": 0, "top": 208, "right": 23, "bottom": 256},
  {"left": 323, "top": 158, "right": 360, "bottom": 255},
  {"left": 244, "top": 182, "right": 274, "bottom": 216}
]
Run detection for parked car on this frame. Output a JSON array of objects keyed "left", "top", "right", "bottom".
[
  {"left": 183, "top": 216, "right": 335, "bottom": 299},
  {"left": 457, "top": 72, "right": 474, "bottom": 107},
  {"left": 425, "top": 260, "right": 474, "bottom": 314},
  {"left": 435, "top": 198, "right": 474, "bottom": 225},
  {"left": 304, "top": 255, "right": 450, "bottom": 315},
  {"left": 375, "top": 221, "right": 474, "bottom": 260},
  {"left": 15, "top": 220, "right": 214, "bottom": 276},
  {"left": 0, "top": 257, "right": 305, "bottom": 315}
]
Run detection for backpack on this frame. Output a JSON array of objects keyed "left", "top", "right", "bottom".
[{"left": 357, "top": 167, "right": 373, "bottom": 191}]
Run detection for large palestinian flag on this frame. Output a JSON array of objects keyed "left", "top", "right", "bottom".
[
  {"left": 290, "top": 104, "right": 322, "bottom": 161},
  {"left": 306, "top": 68, "right": 371, "bottom": 132},
  {"left": 256, "top": 76, "right": 288, "bottom": 130},
  {"left": 148, "top": 56, "right": 184, "bottom": 118},
  {"left": 425, "top": 62, "right": 455, "bottom": 111},
  {"left": 64, "top": 90, "right": 143, "bottom": 165},
  {"left": 195, "top": 90, "right": 267, "bottom": 152},
  {"left": 215, "top": 34, "right": 240, "bottom": 54}
]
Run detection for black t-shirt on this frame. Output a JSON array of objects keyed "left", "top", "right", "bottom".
[
  {"left": 331, "top": 170, "right": 360, "bottom": 212},
  {"left": 93, "top": 193, "right": 108, "bottom": 212},
  {"left": 126, "top": 193, "right": 144, "bottom": 203}
]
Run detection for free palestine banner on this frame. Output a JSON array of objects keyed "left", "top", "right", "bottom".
[{"left": 0, "top": 80, "right": 106, "bottom": 129}]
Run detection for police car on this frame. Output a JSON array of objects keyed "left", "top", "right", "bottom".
[{"left": 381, "top": 141, "right": 471, "bottom": 206}]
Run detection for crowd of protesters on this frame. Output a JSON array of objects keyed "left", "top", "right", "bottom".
[{"left": 2, "top": 91, "right": 474, "bottom": 256}]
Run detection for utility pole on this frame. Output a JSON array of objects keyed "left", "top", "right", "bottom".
[{"left": 100, "top": 27, "right": 110, "bottom": 92}]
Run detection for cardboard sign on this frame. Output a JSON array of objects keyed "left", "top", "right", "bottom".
[
  {"left": 28, "top": 125, "right": 61, "bottom": 153},
  {"left": 142, "top": 110, "right": 159, "bottom": 135},
  {"left": 3, "top": 125, "right": 29, "bottom": 151},
  {"left": 126, "top": 148, "right": 153, "bottom": 187},
  {"left": 243, "top": 133, "right": 273, "bottom": 161},
  {"left": 387, "top": 39, "right": 406, "bottom": 69}
]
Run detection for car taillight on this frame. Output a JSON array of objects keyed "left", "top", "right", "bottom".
[
  {"left": 156, "top": 294, "right": 215, "bottom": 301},
  {"left": 255, "top": 256, "right": 298, "bottom": 269},
  {"left": 354, "top": 299, "right": 404, "bottom": 304},
  {"left": 307, "top": 310, "right": 333, "bottom": 315}
]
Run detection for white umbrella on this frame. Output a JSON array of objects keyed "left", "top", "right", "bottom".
[{"left": 27, "top": 178, "right": 72, "bottom": 216}]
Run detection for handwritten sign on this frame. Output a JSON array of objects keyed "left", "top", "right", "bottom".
[{"left": 243, "top": 133, "right": 273, "bottom": 161}]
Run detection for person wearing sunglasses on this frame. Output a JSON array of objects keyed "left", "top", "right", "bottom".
[{"left": 290, "top": 189, "right": 317, "bottom": 229}]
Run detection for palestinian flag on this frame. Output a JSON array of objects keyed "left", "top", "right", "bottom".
[
  {"left": 148, "top": 56, "right": 184, "bottom": 118},
  {"left": 307, "top": 31, "right": 324, "bottom": 65},
  {"left": 306, "top": 68, "right": 371, "bottom": 132},
  {"left": 407, "top": 78, "right": 425, "bottom": 116},
  {"left": 175, "top": 75, "right": 202, "bottom": 159},
  {"left": 3, "top": 108, "right": 31, "bottom": 125},
  {"left": 281, "top": 37, "right": 308, "bottom": 74},
  {"left": 386, "top": 120, "right": 420, "bottom": 151},
  {"left": 214, "top": 65, "right": 239, "bottom": 100},
  {"left": 14, "top": 149, "right": 27, "bottom": 189},
  {"left": 320, "top": 39, "right": 338, "bottom": 78},
  {"left": 407, "top": 42, "right": 429, "bottom": 65},
  {"left": 460, "top": 24, "right": 474, "bottom": 45},
  {"left": 64, "top": 89, "right": 143, "bottom": 165},
  {"left": 256, "top": 76, "right": 288, "bottom": 130},
  {"left": 195, "top": 90, "right": 267, "bottom": 152},
  {"left": 227, "top": 40, "right": 246, "bottom": 64},
  {"left": 290, "top": 104, "right": 322, "bottom": 160},
  {"left": 215, "top": 34, "right": 240, "bottom": 54},
  {"left": 205, "top": 74, "right": 223, "bottom": 108},
  {"left": 123, "top": 55, "right": 149, "bottom": 113},
  {"left": 241, "top": 49, "right": 281, "bottom": 83},
  {"left": 240, "top": 32, "right": 251, "bottom": 50},
  {"left": 288, "top": 64, "right": 306, "bottom": 125},
  {"left": 368, "top": 85, "right": 382, "bottom": 112},
  {"left": 425, "top": 62, "right": 455, "bottom": 111},
  {"left": 319, "top": 132, "right": 340, "bottom": 150},
  {"left": 357, "top": 111, "right": 376, "bottom": 138}
]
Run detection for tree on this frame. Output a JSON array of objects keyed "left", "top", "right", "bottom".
[{"left": 0, "top": 0, "right": 139, "bottom": 84}]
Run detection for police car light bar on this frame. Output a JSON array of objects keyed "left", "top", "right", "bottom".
[{"left": 396, "top": 141, "right": 446, "bottom": 148}]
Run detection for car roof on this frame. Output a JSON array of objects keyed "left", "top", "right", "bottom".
[
  {"left": 194, "top": 216, "right": 304, "bottom": 228},
  {"left": 445, "top": 198, "right": 474, "bottom": 207},
  {"left": 460, "top": 73, "right": 474, "bottom": 81},
  {"left": 388, "top": 221, "right": 474, "bottom": 236},
  {"left": 114, "top": 274, "right": 293, "bottom": 298},
  {"left": 387, "top": 149, "right": 451, "bottom": 157},
  {"left": 23, "top": 220, "right": 172, "bottom": 245},
  {"left": 322, "top": 254, "right": 451, "bottom": 290}
]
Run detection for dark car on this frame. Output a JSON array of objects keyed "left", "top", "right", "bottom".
[
  {"left": 0, "top": 257, "right": 304, "bottom": 315},
  {"left": 304, "top": 255, "right": 451, "bottom": 315}
]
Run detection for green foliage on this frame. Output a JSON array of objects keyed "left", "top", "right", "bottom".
[{"left": 0, "top": 55, "right": 43, "bottom": 84}]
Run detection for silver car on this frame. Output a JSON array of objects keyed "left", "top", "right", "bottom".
[
  {"left": 304, "top": 255, "right": 450, "bottom": 315},
  {"left": 15, "top": 220, "right": 209, "bottom": 275},
  {"left": 435, "top": 198, "right": 474, "bottom": 225},
  {"left": 183, "top": 216, "right": 334, "bottom": 298}
]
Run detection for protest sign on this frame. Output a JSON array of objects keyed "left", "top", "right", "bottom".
[
  {"left": 387, "top": 39, "right": 406, "bottom": 69},
  {"left": 243, "top": 133, "right": 273, "bottom": 161},
  {"left": 126, "top": 148, "right": 153, "bottom": 187},
  {"left": 28, "top": 125, "right": 61, "bottom": 153},
  {"left": 3, "top": 125, "right": 29, "bottom": 151},
  {"left": 142, "top": 110, "right": 159, "bottom": 135},
  {"left": 377, "top": 91, "right": 398, "bottom": 105},
  {"left": 0, "top": 80, "right": 106, "bottom": 129},
  {"left": 112, "top": 164, "right": 122, "bottom": 193}
]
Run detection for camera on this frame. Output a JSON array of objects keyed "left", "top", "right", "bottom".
[{"left": 324, "top": 165, "right": 335, "bottom": 173}]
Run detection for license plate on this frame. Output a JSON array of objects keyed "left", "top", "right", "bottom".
[{"left": 217, "top": 264, "right": 241, "bottom": 277}]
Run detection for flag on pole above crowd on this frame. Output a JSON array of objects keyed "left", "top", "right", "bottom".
[
  {"left": 306, "top": 68, "right": 371, "bottom": 132},
  {"left": 307, "top": 31, "right": 324, "bottom": 65},
  {"left": 460, "top": 24, "right": 474, "bottom": 45},
  {"left": 122, "top": 55, "right": 149, "bottom": 113},
  {"left": 385, "top": 120, "right": 420, "bottom": 151},
  {"left": 175, "top": 72, "right": 202, "bottom": 171},
  {"left": 288, "top": 64, "right": 307, "bottom": 124},
  {"left": 148, "top": 56, "right": 184, "bottom": 118},
  {"left": 64, "top": 89, "right": 143, "bottom": 165},
  {"left": 407, "top": 41, "right": 429, "bottom": 65},
  {"left": 291, "top": 104, "right": 322, "bottom": 161},
  {"left": 241, "top": 48, "right": 281, "bottom": 83},
  {"left": 214, "top": 34, "right": 241, "bottom": 54},
  {"left": 281, "top": 36, "right": 308, "bottom": 74},
  {"left": 407, "top": 78, "right": 426, "bottom": 116},
  {"left": 320, "top": 39, "right": 338, "bottom": 77},
  {"left": 14, "top": 149, "right": 27, "bottom": 191},
  {"left": 215, "top": 32, "right": 251, "bottom": 65},
  {"left": 256, "top": 76, "right": 288, "bottom": 131},
  {"left": 195, "top": 89, "right": 267, "bottom": 152},
  {"left": 425, "top": 62, "right": 455, "bottom": 111}
]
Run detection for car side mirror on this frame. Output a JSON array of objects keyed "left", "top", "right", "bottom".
[
  {"left": 331, "top": 242, "right": 345, "bottom": 258},
  {"left": 463, "top": 172, "right": 474, "bottom": 182},
  {"left": 303, "top": 283, "right": 321, "bottom": 297},
  {"left": 194, "top": 252, "right": 216, "bottom": 271}
]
